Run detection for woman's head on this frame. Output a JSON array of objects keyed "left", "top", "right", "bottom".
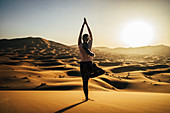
[{"left": 83, "top": 34, "right": 89, "bottom": 43}]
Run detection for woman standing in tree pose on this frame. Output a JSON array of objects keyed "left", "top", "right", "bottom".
[{"left": 78, "top": 18, "right": 95, "bottom": 101}]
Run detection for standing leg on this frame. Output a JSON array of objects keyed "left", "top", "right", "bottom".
[
  {"left": 80, "top": 62, "right": 90, "bottom": 101},
  {"left": 82, "top": 76, "right": 89, "bottom": 101}
]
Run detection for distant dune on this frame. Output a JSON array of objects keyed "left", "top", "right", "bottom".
[
  {"left": 95, "top": 45, "right": 170, "bottom": 55},
  {"left": 0, "top": 37, "right": 67, "bottom": 49}
]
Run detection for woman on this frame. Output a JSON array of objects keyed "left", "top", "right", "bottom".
[{"left": 78, "top": 18, "right": 94, "bottom": 101}]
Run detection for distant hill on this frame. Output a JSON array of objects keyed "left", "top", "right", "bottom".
[
  {"left": 0, "top": 37, "right": 68, "bottom": 49},
  {"left": 0, "top": 37, "right": 78, "bottom": 59},
  {"left": 95, "top": 45, "right": 170, "bottom": 56}
]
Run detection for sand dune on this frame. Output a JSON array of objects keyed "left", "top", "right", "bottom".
[
  {"left": 0, "top": 37, "right": 170, "bottom": 112},
  {"left": 0, "top": 91, "right": 170, "bottom": 113},
  {"left": 0, "top": 37, "right": 169, "bottom": 92}
]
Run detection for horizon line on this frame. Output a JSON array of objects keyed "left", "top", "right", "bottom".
[{"left": 0, "top": 36, "right": 169, "bottom": 49}]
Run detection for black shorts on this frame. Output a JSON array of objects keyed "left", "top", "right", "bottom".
[{"left": 80, "top": 61, "right": 93, "bottom": 79}]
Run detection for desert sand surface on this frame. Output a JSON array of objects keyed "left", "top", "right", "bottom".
[
  {"left": 0, "top": 37, "right": 170, "bottom": 112},
  {"left": 0, "top": 91, "right": 170, "bottom": 113}
]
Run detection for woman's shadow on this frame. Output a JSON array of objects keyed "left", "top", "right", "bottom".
[{"left": 55, "top": 100, "right": 87, "bottom": 113}]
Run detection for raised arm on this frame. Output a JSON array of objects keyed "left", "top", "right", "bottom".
[
  {"left": 84, "top": 18, "right": 93, "bottom": 40},
  {"left": 78, "top": 22, "right": 85, "bottom": 45}
]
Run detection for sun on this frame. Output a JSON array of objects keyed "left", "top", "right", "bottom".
[{"left": 121, "top": 21, "right": 154, "bottom": 47}]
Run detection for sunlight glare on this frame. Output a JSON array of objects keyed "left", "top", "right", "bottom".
[{"left": 121, "top": 21, "right": 154, "bottom": 47}]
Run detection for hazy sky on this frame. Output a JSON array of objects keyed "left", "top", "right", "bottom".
[{"left": 0, "top": 0, "right": 169, "bottom": 47}]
